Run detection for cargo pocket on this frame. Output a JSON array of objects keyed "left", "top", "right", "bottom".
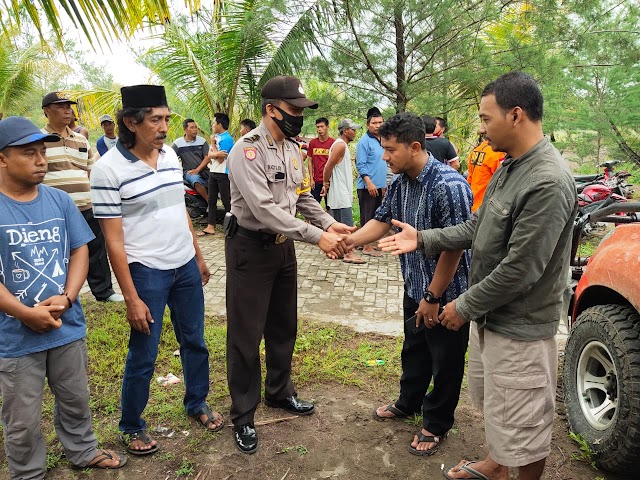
[{"left": 492, "top": 372, "right": 547, "bottom": 428}]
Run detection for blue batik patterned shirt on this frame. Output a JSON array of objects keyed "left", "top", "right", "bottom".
[{"left": 374, "top": 156, "right": 473, "bottom": 305}]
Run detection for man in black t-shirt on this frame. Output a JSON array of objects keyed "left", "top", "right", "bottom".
[{"left": 422, "top": 115, "right": 459, "bottom": 170}]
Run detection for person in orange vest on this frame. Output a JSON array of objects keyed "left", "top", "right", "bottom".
[{"left": 466, "top": 139, "right": 505, "bottom": 213}]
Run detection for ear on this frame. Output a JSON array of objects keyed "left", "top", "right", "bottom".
[
  {"left": 0, "top": 152, "right": 8, "bottom": 168},
  {"left": 512, "top": 107, "right": 524, "bottom": 125},
  {"left": 122, "top": 116, "right": 137, "bottom": 133}
]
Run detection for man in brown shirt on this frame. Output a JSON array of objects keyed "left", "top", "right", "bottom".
[{"left": 41, "top": 92, "right": 122, "bottom": 302}]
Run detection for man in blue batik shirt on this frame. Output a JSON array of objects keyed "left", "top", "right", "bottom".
[
  {"left": 345, "top": 112, "right": 472, "bottom": 457},
  {"left": 0, "top": 116, "right": 127, "bottom": 479}
]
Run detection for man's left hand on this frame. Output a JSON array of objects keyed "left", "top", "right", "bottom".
[
  {"left": 37, "top": 295, "right": 69, "bottom": 320},
  {"left": 328, "top": 222, "right": 357, "bottom": 235},
  {"left": 187, "top": 169, "right": 199, "bottom": 175},
  {"left": 415, "top": 299, "right": 440, "bottom": 329},
  {"left": 438, "top": 300, "right": 467, "bottom": 331},
  {"left": 197, "top": 258, "right": 211, "bottom": 286}
]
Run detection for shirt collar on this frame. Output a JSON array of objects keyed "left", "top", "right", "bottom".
[
  {"left": 502, "top": 137, "right": 548, "bottom": 171},
  {"left": 401, "top": 154, "right": 434, "bottom": 184},
  {"left": 43, "top": 124, "right": 75, "bottom": 138},
  {"left": 116, "top": 140, "right": 167, "bottom": 163}
]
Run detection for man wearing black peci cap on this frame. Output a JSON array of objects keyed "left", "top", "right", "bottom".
[
  {"left": 90, "top": 85, "right": 224, "bottom": 456},
  {"left": 0, "top": 116, "right": 127, "bottom": 477},
  {"left": 225, "top": 75, "right": 356, "bottom": 454}
]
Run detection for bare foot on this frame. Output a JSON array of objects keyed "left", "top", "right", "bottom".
[
  {"left": 445, "top": 459, "right": 509, "bottom": 480},
  {"left": 410, "top": 428, "right": 441, "bottom": 453}
]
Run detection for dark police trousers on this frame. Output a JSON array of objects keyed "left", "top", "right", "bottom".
[
  {"left": 395, "top": 291, "right": 469, "bottom": 436},
  {"left": 225, "top": 234, "right": 297, "bottom": 426}
]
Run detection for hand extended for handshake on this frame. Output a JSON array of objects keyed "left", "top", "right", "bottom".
[{"left": 317, "top": 222, "right": 358, "bottom": 259}]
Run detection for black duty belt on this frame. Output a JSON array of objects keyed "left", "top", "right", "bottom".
[{"left": 236, "top": 226, "right": 288, "bottom": 244}]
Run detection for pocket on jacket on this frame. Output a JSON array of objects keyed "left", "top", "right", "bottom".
[{"left": 491, "top": 372, "right": 547, "bottom": 428}]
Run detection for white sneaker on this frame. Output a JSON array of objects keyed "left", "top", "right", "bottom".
[{"left": 105, "top": 293, "right": 124, "bottom": 302}]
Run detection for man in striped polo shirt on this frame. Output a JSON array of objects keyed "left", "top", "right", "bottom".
[
  {"left": 90, "top": 85, "right": 223, "bottom": 456},
  {"left": 41, "top": 91, "right": 123, "bottom": 303}
]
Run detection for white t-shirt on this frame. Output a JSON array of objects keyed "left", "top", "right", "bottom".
[{"left": 90, "top": 141, "right": 195, "bottom": 270}]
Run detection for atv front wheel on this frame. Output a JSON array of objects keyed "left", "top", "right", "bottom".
[{"left": 563, "top": 304, "right": 640, "bottom": 473}]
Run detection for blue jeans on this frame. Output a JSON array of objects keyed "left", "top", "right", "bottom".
[{"left": 119, "top": 257, "right": 210, "bottom": 434}]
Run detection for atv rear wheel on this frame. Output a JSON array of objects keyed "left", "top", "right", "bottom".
[{"left": 563, "top": 304, "right": 640, "bottom": 473}]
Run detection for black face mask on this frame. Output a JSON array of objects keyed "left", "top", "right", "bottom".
[{"left": 271, "top": 105, "right": 304, "bottom": 138}]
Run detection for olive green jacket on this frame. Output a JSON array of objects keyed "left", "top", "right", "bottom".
[{"left": 420, "top": 138, "right": 578, "bottom": 341}]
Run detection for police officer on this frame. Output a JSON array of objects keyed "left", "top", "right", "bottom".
[{"left": 226, "top": 76, "right": 355, "bottom": 454}]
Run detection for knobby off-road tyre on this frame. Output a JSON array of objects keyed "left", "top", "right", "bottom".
[{"left": 563, "top": 304, "right": 640, "bottom": 473}]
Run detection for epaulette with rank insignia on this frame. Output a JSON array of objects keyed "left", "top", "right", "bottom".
[{"left": 244, "top": 134, "right": 260, "bottom": 144}]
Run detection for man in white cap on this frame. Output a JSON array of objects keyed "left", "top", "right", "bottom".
[
  {"left": 322, "top": 118, "right": 366, "bottom": 264},
  {"left": 96, "top": 114, "right": 118, "bottom": 157}
]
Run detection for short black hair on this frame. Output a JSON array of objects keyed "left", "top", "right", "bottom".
[
  {"left": 261, "top": 98, "right": 282, "bottom": 115},
  {"left": 421, "top": 115, "right": 437, "bottom": 134},
  {"left": 240, "top": 118, "right": 256, "bottom": 131},
  {"left": 315, "top": 117, "right": 329, "bottom": 126},
  {"left": 379, "top": 112, "right": 426, "bottom": 150},
  {"left": 214, "top": 112, "right": 230, "bottom": 130},
  {"left": 183, "top": 118, "right": 195, "bottom": 130},
  {"left": 482, "top": 71, "right": 543, "bottom": 122},
  {"left": 366, "top": 113, "right": 383, "bottom": 125},
  {"left": 435, "top": 116, "right": 447, "bottom": 130},
  {"left": 117, "top": 107, "right": 153, "bottom": 149}
]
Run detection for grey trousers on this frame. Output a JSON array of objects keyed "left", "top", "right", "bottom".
[{"left": 0, "top": 338, "right": 98, "bottom": 480}]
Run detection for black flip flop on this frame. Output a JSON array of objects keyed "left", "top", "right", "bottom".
[
  {"left": 443, "top": 461, "right": 490, "bottom": 480},
  {"left": 73, "top": 449, "right": 128, "bottom": 469},
  {"left": 119, "top": 431, "right": 159, "bottom": 456},
  {"left": 373, "top": 403, "right": 409, "bottom": 421},
  {"left": 191, "top": 404, "right": 225, "bottom": 433},
  {"left": 407, "top": 431, "right": 447, "bottom": 456}
]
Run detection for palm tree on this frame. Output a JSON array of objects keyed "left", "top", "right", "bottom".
[
  {"left": 0, "top": 33, "right": 65, "bottom": 119},
  {"left": 0, "top": 0, "right": 201, "bottom": 48},
  {"left": 141, "top": 0, "right": 328, "bottom": 132}
]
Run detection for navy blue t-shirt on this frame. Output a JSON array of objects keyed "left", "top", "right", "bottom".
[{"left": 0, "top": 185, "right": 94, "bottom": 358}]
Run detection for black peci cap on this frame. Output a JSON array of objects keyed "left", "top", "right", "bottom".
[{"left": 120, "top": 85, "right": 168, "bottom": 109}]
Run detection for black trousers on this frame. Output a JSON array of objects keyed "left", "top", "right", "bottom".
[
  {"left": 208, "top": 173, "right": 231, "bottom": 225},
  {"left": 225, "top": 234, "right": 298, "bottom": 425},
  {"left": 357, "top": 188, "right": 383, "bottom": 226},
  {"left": 311, "top": 183, "right": 327, "bottom": 209},
  {"left": 81, "top": 208, "right": 115, "bottom": 300},
  {"left": 395, "top": 291, "right": 469, "bottom": 436}
]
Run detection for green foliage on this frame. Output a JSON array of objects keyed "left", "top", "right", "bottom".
[
  {"left": 278, "top": 445, "right": 309, "bottom": 455},
  {"left": 569, "top": 431, "right": 598, "bottom": 470},
  {"left": 176, "top": 457, "right": 195, "bottom": 477}
]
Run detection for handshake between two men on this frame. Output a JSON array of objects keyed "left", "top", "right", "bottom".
[{"left": 316, "top": 218, "right": 468, "bottom": 333}]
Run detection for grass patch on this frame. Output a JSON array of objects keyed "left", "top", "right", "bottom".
[{"left": 0, "top": 298, "right": 402, "bottom": 469}]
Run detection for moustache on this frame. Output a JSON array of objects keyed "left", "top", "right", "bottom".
[{"left": 155, "top": 134, "right": 167, "bottom": 140}]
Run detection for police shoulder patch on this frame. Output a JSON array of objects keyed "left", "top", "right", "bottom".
[{"left": 244, "top": 147, "right": 257, "bottom": 161}]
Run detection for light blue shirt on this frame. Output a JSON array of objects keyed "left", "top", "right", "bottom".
[{"left": 356, "top": 131, "right": 386, "bottom": 189}]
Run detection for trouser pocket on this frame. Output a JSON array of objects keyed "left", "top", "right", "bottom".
[{"left": 491, "top": 372, "right": 547, "bottom": 428}]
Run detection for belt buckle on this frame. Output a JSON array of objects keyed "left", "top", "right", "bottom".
[{"left": 275, "top": 233, "right": 287, "bottom": 244}]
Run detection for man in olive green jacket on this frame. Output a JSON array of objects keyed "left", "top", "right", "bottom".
[{"left": 378, "top": 71, "right": 577, "bottom": 480}]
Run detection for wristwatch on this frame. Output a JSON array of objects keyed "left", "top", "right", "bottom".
[{"left": 423, "top": 290, "right": 441, "bottom": 304}]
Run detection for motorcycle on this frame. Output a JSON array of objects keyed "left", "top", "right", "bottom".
[{"left": 574, "top": 160, "right": 633, "bottom": 198}]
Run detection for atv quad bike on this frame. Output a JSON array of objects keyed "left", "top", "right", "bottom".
[{"left": 564, "top": 201, "right": 640, "bottom": 473}]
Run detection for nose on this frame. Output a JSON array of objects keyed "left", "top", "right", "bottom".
[
  {"left": 36, "top": 150, "right": 48, "bottom": 166},
  {"left": 478, "top": 123, "right": 486, "bottom": 135}
]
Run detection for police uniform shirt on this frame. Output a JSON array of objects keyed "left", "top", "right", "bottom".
[{"left": 228, "top": 122, "right": 335, "bottom": 244}]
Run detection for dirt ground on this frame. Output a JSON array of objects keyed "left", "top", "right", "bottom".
[{"left": 38, "top": 386, "right": 611, "bottom": 480}]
